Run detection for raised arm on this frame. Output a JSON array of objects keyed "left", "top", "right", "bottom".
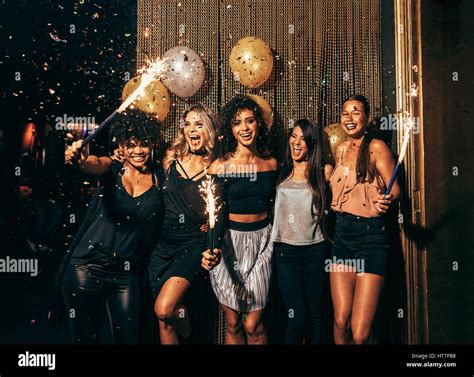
[
  {"left": 161, "top": 149, "right": 174, "bottom": 172},
  {"left": 65, "top": 139, "right": 112, "bottom": 175}
]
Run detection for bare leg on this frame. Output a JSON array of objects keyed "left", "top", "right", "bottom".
[
  {"left": 243, "top": 309, "right": 267, "bottom": 345},
  {"left": 350, "top": 273, "right": 384, "bottom": 345},
  {"left": 221, "top": 304, "right": 246, "bottom": 344},
  {"left": 154, "top": 277, "right": 192, "bottom": 345},
  {"left": 330, "top": 264, "right": 356, "bottom": 344}
]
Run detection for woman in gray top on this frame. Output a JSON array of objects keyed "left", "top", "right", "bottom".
[{"left": 271, "top": 119, "right": 333, "bottom": 344}]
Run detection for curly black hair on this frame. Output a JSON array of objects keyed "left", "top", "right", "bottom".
[
  {"left": 213, "top": 95, "right": 269, "bottom": 160},
  {"left": 110, "top": 109, "right": 161, "bottom": 148}
]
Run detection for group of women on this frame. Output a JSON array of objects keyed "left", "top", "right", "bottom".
[{"left": 61, "top": 94, "right": 400, "bottom": 345}]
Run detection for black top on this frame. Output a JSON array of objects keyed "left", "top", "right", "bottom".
[
  {"left": 224, "top": 170, "right": 279, "bottom": 214},
  {"left": 69, "top": 161, "right": 164, "bottom": 267},
  {"left": 212, "top": 170, "right": 279, "bottom": 248},
  {"left": 151, "top": 159, "right": 208, "bottom": 257}
]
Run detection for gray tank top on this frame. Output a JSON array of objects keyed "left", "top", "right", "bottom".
[{"left": 271, "top": 178, "right": 325, "bottom": 245}]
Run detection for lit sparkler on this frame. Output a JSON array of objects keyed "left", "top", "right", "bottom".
[
  {"left": 78, "top": 57, "right": 168, "bottom": 152},
  {"left": 384, "top": 116, "right": 414, "bottom": 196},
  {"left": 198, "top": 174, "right": 222, "bottom": 256}
]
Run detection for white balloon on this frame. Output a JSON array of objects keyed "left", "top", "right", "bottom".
[{"left": 162, "top": 46, "right": 205, "bottom": 98}]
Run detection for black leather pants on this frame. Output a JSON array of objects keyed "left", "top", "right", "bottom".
[{"left": 61, "top": 259, "right": 140, "bottom": 344}]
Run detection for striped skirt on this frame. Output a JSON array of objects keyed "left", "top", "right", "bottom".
[{"left": 209, "top": 219, "right": 274, "bottom": 312}]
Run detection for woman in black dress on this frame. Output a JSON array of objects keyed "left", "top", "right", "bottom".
[
  {"left": 61, "top": 110, "right": 163, "bottom": 344},
  {"left": 148, "top": 104, "right": 220, "bottom": 344}
]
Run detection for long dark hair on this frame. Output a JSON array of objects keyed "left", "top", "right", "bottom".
[
  {"left": 213, "top": 95, "right": 269, "bottom": 160},
  {"left": 277, "top": 119, "right": 329, "bottom": 241},
  {"left": 343, "top": 94, "right": 377, "bottom": 184}
]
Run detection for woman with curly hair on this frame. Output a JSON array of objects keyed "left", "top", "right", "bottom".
[
  {"left": 202, "top": 95, "right": 278, "bottom": 345},
  {"left": 147, "top": 104, "right": 220, "bottom": 344},
  {"left": 61, "top": 109, "right": 163, "bottom": 344}
]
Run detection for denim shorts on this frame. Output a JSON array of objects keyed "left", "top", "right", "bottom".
[{"left": 331, "top": 213, "right": 390, "bottom": 276}]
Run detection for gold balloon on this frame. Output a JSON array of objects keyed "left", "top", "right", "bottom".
[
  {"left": 230, "top": 37, "right": 273, "bottom": 88},
  {"left": 121, "top": 77, "right": 171, "bottom": 121},
  {"left": 248, "top": 94, "right": 274, "bottom": 129},
  {"left": 324, "top": 123, "right": 348, "bottom": 158}
]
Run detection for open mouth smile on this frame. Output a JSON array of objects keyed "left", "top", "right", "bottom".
[
  {"left": 345, "top": 123, "right": 357, "bottom": 130},
  {"left": 131, "top": 155, "right": 146, "bottom": 162},
  {"left": 189, "top": 134, "right": 201, "bottom": 147},
  {"left": 240, "top": 132, "right": 253, "bottom": 141}
]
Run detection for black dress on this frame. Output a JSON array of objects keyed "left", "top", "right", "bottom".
[
  {"left": 60, "top": 161, "right": 163, "bottom": 344},
  {"left": 148, "top": 159, "right": 208, "bottom": 300}
]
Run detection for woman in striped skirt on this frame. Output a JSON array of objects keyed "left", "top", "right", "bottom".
[{"left": 201, "top": 95, "right": 278, "bottom": 345}]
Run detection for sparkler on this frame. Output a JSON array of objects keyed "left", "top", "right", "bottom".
[
  {"left": 77, "top": 57, "right": 168, "bottom": 152},
  {"left": 198, "top": 174, "right": 221, "bottom": 256},
  {"left": 384, "top": 116, "right": 414, "bottom": 196}
]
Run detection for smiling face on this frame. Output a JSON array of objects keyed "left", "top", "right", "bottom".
[
  {"left": 231, "top": 108, "right": 259, "bottom": 147},
  {"left": 122, "top": 139, "right": 152, "bottom": 169},
  {"left": 183, "top": 110, "right": 207, "bottom": 153},
  {"left": 340, "top": 100, "right": 369, "bottom": 138},
  {"left": 289, "top": 125, "right": 309, "bottom": 162}
]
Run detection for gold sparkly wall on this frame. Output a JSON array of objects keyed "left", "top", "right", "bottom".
[
  {"left": 137, "top": 0, "right": 381, "bottom": 156},
  {"left": 137, "top": 0, "right": 382, "bottom": 344}
]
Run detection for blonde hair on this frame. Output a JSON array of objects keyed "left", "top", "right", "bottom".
[{"left": 169, "top": 104, "right": 218, "bottom": 163}]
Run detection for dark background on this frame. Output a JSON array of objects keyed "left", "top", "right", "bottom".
[{"left": 1, "top": 0, "right": 138, "bottom": 343}]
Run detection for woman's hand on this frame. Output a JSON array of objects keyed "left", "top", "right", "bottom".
[
  {"left": 111, "top": 147, "right": 125, "bottom": 163},
  {"left": 373, "top": 192, "right": 393, "bottom": 214},
  {"left": 201, "top": 249, "right": 222, "bottom": 271},
  {"left": 65, "top": 139, "right": 88, "bottom": 165}
]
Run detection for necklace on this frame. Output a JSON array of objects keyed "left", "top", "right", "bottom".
[
  {"left": 123, "top": 166, "right": 150, "bottom": 185},
  {"left": 134, "top": 173, "right": 147, "bottom": 185}
]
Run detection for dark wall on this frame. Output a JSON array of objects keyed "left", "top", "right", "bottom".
[
  {"left": 421, "top": 0, "right": 474, "bottom": 344},
  {"left": 1, "top": 0, "right": 137, "bottom": 243}
]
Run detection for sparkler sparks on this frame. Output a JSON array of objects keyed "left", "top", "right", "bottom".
[
  {"left": 117, "top": 57, "right": 169, "bottom": 112},
  {"left": 198, "top": 174, "right": 222, "bottom": 255},
  {"left": 198, "top": 175, "right": 221, "bottom": 229},
  {"left": 409, "top": 83, "right": 419, "bottom": 98},
  {"left": 77, "top": 56, "right": 169, "bottom": 151}
]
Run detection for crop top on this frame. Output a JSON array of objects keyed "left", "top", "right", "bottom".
[
  {"left": 210, "top": 170, "right": 278, "bottom": 248},
  {"left": 224, "top": 170, "right": 278, "bottom": 214}
]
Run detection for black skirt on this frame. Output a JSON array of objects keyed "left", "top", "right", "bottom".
[{"left": 148, "top": 238, "right": 205, "bottom": 301}]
